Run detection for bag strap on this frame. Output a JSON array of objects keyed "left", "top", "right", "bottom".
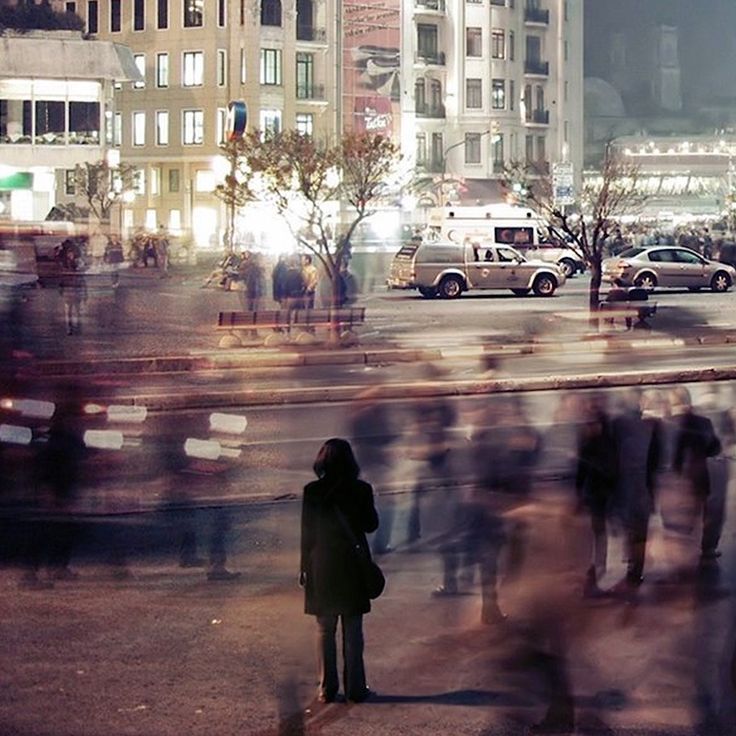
[{"left": 333, "top": 505, "right": 368, "bottom": 559}]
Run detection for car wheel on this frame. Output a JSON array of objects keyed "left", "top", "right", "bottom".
[
  {"left": 418, "top": 286, "right": 437, "bottom": 298},
  {"left": 532, "top": 274, "right": 557, "bottom": 297},
  {"left": 711, "top": 271, "right": 732, "bottom": 293},
  {"left": 634, "top": 273, "right": 657, "bottom": 291},
  {"left": 559, "top": 258, "right": 576, "bottom": 278},
  {"left": 511, "top": 288, "right": 531, "bottom": 296},
  {"left": 438, "top": 274, "right": 464, "bottom": 299}
]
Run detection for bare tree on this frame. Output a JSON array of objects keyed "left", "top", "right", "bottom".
[
  {"left": 213, "top": 138, "right": 255, "bottom": 254},
  {"left": 74, "top": 159, "right": 135, "bottom": 230},
  {"left": 238, "top": 129, "right": 402, "bottom": 307},
  {"left": 505, "top": 146, "right": 645, "bottom": 326}
]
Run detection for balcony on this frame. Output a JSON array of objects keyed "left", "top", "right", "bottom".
[
  {"left": 415, "top": 103, "right": 446, "bottom": 119},
  {"left": 416, "top": 51, "right": 446, "bottom": 66},
  {"left": 524, "top": 6, "right": 550, "bottom": 25},
  {"left": 296, "top": 84, "right": 326, "bottom": 102},
  {"left": 296, "top": 26, "right": 327, "bottom": 43},
  {"left": 524, "top": 59, "right": 549, "bottom": 76},
  {"left": 414, "top": 0, "right": 446, "bottom": 13},
  {"left": 525, "top": 108, "right": 549, "bottom": 125}
]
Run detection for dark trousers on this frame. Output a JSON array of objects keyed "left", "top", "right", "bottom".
[
  {"left": 625, "top": 510, "right": 650, "bottom": 583},
  {"left": 315, "top": 614, "right": 366, "bottom": 701}
]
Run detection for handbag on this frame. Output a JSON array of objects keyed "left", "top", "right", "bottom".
[{"left": 333, "top": 506, "right": 386, "bottom": 600}]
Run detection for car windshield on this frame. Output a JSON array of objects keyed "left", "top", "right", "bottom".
[{"left": 618, "top": 247, "right": 645, "bottom": 259}]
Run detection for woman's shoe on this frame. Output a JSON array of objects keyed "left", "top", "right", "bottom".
[{"left": 347, "top": 687, "right": 372, "bottom": 704}]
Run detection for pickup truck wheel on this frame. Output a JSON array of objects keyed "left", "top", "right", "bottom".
[
  {"left": 418, "top": 286, "right": 437, "bottom": 298},
  {"left": 438, "top": 275, "right": 464, "bottom": 299},
  {"left": 532, "top": 274, "right": 557, "bottom": 297},
  {"left": 511, "top": 288, "right": 531, "bottom": 296},
  {"left": 559, "top": 258, "right": 576, "bottom": 278},
  {"left": 711, "top": 271, "right": 732, "bottom": 293}
]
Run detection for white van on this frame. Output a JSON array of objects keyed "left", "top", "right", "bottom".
[{"left": 425, "top": 204, "right": 584, "bottom": 278}]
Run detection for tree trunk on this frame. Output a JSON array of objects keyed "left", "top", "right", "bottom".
[{"left": 588, "top": 257, "right": 603, "bottom": 331}]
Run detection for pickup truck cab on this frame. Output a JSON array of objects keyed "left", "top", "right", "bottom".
[{"left": 388, "top": 238, "right": 566, "bottom": 298}]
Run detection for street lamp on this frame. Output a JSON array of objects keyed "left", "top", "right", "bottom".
[{"left": 439, "top": 127, "right": 495, "bottom": 206}]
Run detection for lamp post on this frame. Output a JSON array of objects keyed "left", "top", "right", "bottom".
[{"left": 439, "top": 127, "right": 495, "bottom": 206}]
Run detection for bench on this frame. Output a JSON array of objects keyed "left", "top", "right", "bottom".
[
  {"left": 217, "top": 307, "right": 366, "bottom": 347},
  {"left": 600, "top": 287, "right": 657, "bottom": 330}
]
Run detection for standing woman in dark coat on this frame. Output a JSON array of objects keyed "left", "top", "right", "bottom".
[{"left": 300, "top": 438, "right": 379, "bottom": 704}]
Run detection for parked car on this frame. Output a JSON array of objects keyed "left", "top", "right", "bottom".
[
  {"left": 387, "top": 238, "right": 566, "bottom": 298},
  {"left": 602, "top": 246, "right": 736, "bottom": 292},
  {"left": 514, "top": 240, "right": 585, "bottom": 278}
]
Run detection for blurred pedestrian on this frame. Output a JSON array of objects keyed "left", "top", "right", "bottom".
[
  {"left": 272, "top": 254, "right": 289, "bottom": 307},
  {"left": 59, "top": 252, "right": 87, "bottom": 335},
  {"left": 284, "top": 256, "right": 305, "bottom": 325},
  {"left": 671, "top": 386, "right": 724, "bottom": 561},
  {"left": 575, "top": 393, "right": 617, "bottom": 597},
  {"left": 610, "top": 389, "right": 662, "bottom": 596},
  {"left": 300, "top": 438, "right": 379, "bottom": 704},
  {"left": 302, "top": 254, "right": 319, "bottom": 309}
]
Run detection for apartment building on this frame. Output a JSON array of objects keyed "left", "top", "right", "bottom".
[
  {"left": 401, "top": 0, "right": 583, "bottom": 203},
  {"left": 66, "top": 0, "right": 338, "bottom": 248}
]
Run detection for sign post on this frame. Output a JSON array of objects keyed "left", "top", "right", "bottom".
[{"left": 552, "top": 161, "right": 575, "bottom": 207}]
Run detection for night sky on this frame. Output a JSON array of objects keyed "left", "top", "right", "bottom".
[{"left": 585, "top": 0, "right": 736, "bottom": 110}]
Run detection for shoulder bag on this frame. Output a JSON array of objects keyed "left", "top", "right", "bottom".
[{"left": 333, "top": 506, "right": 386, "bottom": 600}]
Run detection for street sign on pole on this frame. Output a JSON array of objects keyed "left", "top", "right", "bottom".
[{"left": 552, "top": 161, "right": 575, "bottom": 206}]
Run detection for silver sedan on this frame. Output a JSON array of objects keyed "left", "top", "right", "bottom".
[{"left": 602, "top": 246, "right": 736, "bottom": 292}]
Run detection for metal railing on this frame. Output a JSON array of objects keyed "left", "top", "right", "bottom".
[
  {"left": 296, "top": 26, "right": 327, "bottom": 42},
  {"left": 526, "top": 109, "right": 550, "bottom": 124},
  {"left": 415, "top": 0, "right": 446, "bottom": 11},
  {"left": 296, "top": 84, "right": 326, "bottom": 101},
  {"left": 416, "top": 51, "right": 446, "bottom": 66},
  {"left": 415, "top": 103, "right": 446, "bottom": 118},
  {"left": 524, "top": 6, "right": 550, "bottom": 24},
  {"left": 524, "top": 59, "right": 549, "bottom": 76}
]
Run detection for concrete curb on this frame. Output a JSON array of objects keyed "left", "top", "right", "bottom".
[
  {"left": 109, "top": 364, "right": 736, "bottom": 411},
  {"left": 24, "top": 329, "right": 736, "bottom": 378}
]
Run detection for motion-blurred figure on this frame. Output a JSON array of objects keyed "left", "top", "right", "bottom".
[
  {"left": 59, "top": 252, "right": 87, "bottom": 335},
  {"left": 671, "top": 386, "right": 724, "bottom": 562},
  {"left": 575, "top": 393, "right": 617, "bottom": 597},
  {"left": 348, "top": 388, "right": 398, "bottom": 555},
  {"left": 611, "top": 389, "right": 662, "bottom": 595}
]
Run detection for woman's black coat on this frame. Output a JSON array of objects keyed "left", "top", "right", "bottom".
[{"left": 300, "top": 477, "right": 379, "bottom": 617}]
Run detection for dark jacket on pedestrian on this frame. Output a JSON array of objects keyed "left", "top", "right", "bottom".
[
  {"left": 272, "top": 258, "right": 288, "bottom": 303},
  {"left": 673, "top": 411, "right": 721, "bottom": 496},
  {"left": 576, "top": 409, "right": 617, "bottom": 513},
  {"left": 284, "top": 265, "right": 305, "bottom": 301},
  {"left": 301, "top": 477, "right": 379, "bottom": 617}
]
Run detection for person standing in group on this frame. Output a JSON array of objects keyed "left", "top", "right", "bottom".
[
  {"left": 272, "top": 254, "right": 289, "bottom": 307},
  {"left": 284, "top": 256, "right": 305, "bottom": 326},
  {"left": 300, "top": 438, "right": 379, "bottom": 704},
  {"left": 59, "top": 252, "right": 87, "bottom": 335},
  {"left": 302, "top": 254, "right": 319, "bottom": 309}
]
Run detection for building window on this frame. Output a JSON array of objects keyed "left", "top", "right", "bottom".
[
  {"left": 183, "top": 51, "right": 204, "bottom": 87},
  {"left": 466, "top": 27, "right": 482, "bottom": 57},
  {"left": 564, "top": 41, "right": 569, "bottom": 62},
  {"left": 133, "top": 0, "right": 145, "bottom": 30},
  {"left": 183, "top": 0, "right": 203, "bottom": 28},
  {"left": 431, "top": 132, "right": 443, "bottom": 169},
  {"left": 296, "top": 52, "right": 314, "bottom": 98},
  {"left": 491, "top": 29, "right": 505, "bottom": 59},
  {"left": 415, "top": 79, "right": 426, "bottom": 110},
  {"left": 509, "top": 30, "right": 515, "bottom": 60},
  {"left": 465, "top": 133, "right": 481, "bottom": 164},
  {"left": 240, "top": 48, "right": 246, "bottom": 83},
  {"left": 466, "top": 78, "right": 482, "bottom": 109},
  {"left": 183, "top": 110, "right": 204, "bottom": 144},
  {"left": 64, "top": 169, "right": 76, "bottom": 196},
  {"left": 261, "top": 0, "right": 282, "bottom": 26},
  {"left": 259, "top": 109, "right": 282, "bottom": 137},
  {"left": 157, "top": 0, "right": 168, "bottom": 29},
  {"left": 133, "top": 54, "right": 145, "bottom": 89},
  {"left": 110, "top": 0, "right": 121, "bottom": 32},
  {"left": 87, "top": 0, "right": 98, "bottom": 33},
  {"left": 168, "top": 168, "right": 180, "bottom": 193},
  {"left": 218, "top": 0, "right": 226, "bottom": 26},
  {"left": 416, "top": 133, "right": 427, "bottom": 166},
  {"left": 260, "top": 49, "right": 282, "bottom": 86},
  {"left": 66, "top": 2, "right": 76, "bottom": 14},
  {"left": 564, "top": 0, "right": 569, "bottom": 21},
  {"left": 492, "top": 134, "right": 504, "bottom": 170},
  {"left": 132, "top": 112, "right": 145, "bottom": 146},
  {"left": 564, "top": 120, "right": 569, "bottom": 142},
  {"left": 217, "top": 50, "right": 227, "bottom": 86},
  {"left": 492, "top": 79, "right": 505, "bottom": 109},
  {"left": 510, "top": 80, "right": 515, "bottom": 110},
  {"left": 151, "top": 167, "right": 161, "bottom": 196},
  {"left": 536, "top": 135, "right": 546, "bottom": 162},
  {"left": 525, "top": 134, "right": 534, "bottom": 163},
  {"left": 155, "top": 110, "right": 169, "bottom": 145},
  {"left": 156, "top": 53, "right": 169, "bottom": 87},
  {"left": 535, "top": 84, "right": 545, "bottom": 112},
  {"left": 417, "top": 24, "right": 438, "bottom": 59},
  {"left": 133, "top": 169, "right": 145, "bottom": 195},
  {"left": 114, "top": 112, "right": 122, "bottom": 146},
  {"left": 216, "top": 108, "right": 227, "bottom": 144},
  {"left": 295, "top": 113, "right": 313, "bottom": 136},
  {"left": 491, "top": 0, "right": 505, "bottom": 5}
]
